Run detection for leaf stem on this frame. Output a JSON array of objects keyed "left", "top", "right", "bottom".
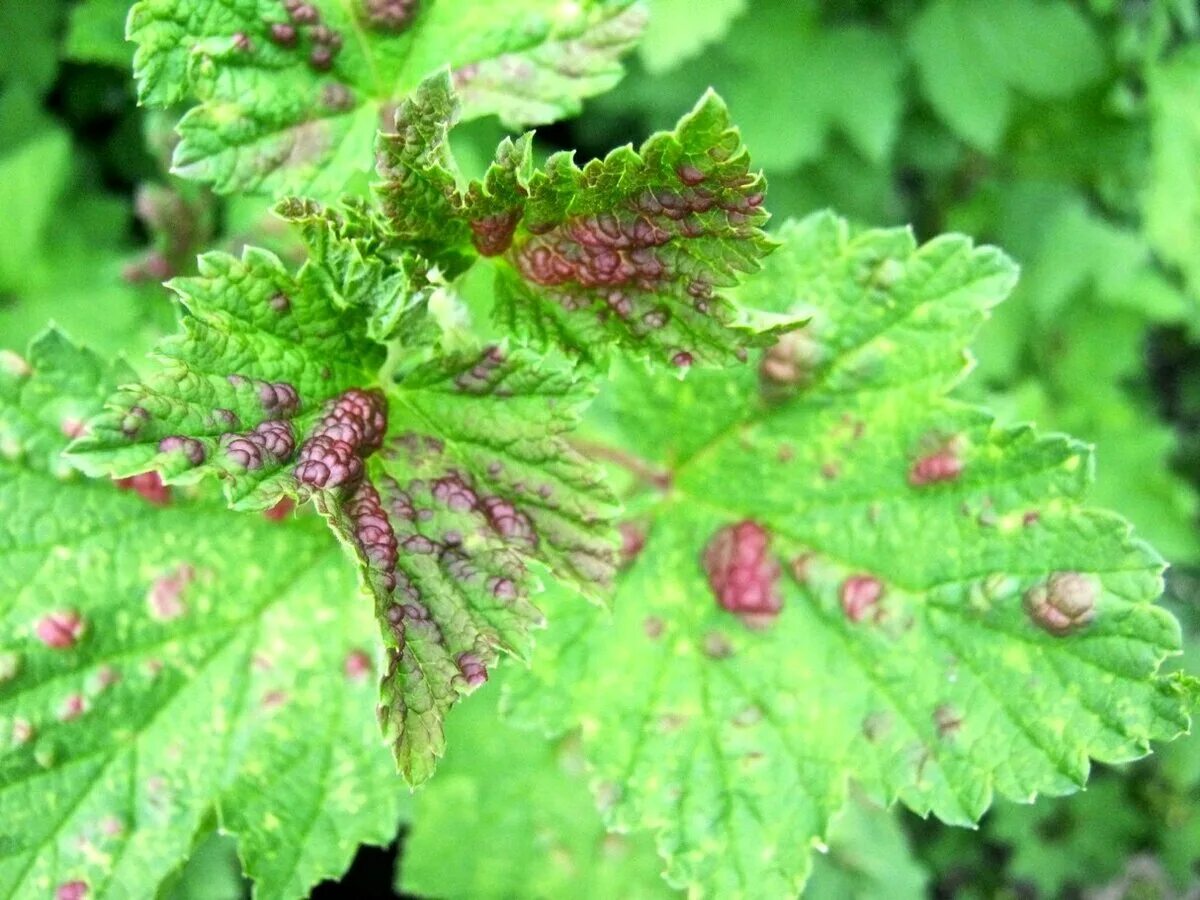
[{"left": 570, "top": 438, "right": 672, "bottom": 491}]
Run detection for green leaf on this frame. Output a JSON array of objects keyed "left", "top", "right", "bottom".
[
  {"left": 805, "top": 799, "right": 929, "bottom": 900},
  {"left": 577, "top": 5, "right": 906, "bottom": 172},
  {"left": 908, "top": 0, "right": 1106, "bottom": 150},
  {"left": 0, "top": 127, "right": 72, "bottom": 294},
  {"left": 319, "top": 345, "right": 618, "bottom": 784},
  {"left": 66, "top": 226, "right": 617, "bottom": 784},
  {"left": 504, "top": 213, "right": 1192, "bottom": 895},
  {"left": 1146, "top": 45, "right": 1200, "bottom": 302},
  {"left": 0, "top": 331, "right": 403, "bottom": 899},
  {"left": 127, "top": 0, "right": 646, "bottom": 197},
  {"left": 378, "top": 73, "right": 787, "bottom": 367},
  {"left": 0, "top": 186, "right": 174, "bottom": 362},
  {"left": 399, "top": 674, "right": 676, "bottom": 899},
  {"left": 986, "top": 776, "right": 1143, "bottom": 895},
  {"left": 68, "top": 240, "right": 388, "bottom": 509},
  {"left": 65, "top": 0, "right": 135, "bottom": 68},
  {"left": 0, "top": 0, "right": 66, "bottom": 98},
  {"left": 638, "top": 0, "right": 745, "bottom": 74}
]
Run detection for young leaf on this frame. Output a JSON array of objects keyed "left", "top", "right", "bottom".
[
  {"left": 66, "top": 230, "right": 617, "bottom": 784},
  {"left": 908, "top": 0, "right": 1106, "bottom": 150},
  {"left": 0, "top": 332, "right": 403, "bottom": 899},
  {"left": 127, "top": 0, "right": 647, "bottom": 197},
  {"left": 503, "top": 213, "right": 1194, "bottom": 895},
  {"left": 377, "top": 72, "right": 786, "bottom": 367}
]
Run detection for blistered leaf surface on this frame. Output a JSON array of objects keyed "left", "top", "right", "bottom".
[
  {"left": 504, "top": 213, "right": 1192, "bottom": 896},
  {"left": 0, "top": 333, "right": 402, "bottom": 900},
  {"left": 378, "top": 73, "right": 785, "bottom": 367},
  {"left": 67, "top": 229, "right": 617, "bottom": 784},
  {"left": 128, "top": 0, "right": 646, "bottom": 196}
]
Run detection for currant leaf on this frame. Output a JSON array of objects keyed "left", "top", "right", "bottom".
[
  {"left": 637, "top": 0, "right": 746, "bottom": 75},
  {"left": 377, "top": 72, "right": 790, "bottom": 367},
  {"left": 320, "top": 346, "right": 617, "bottom": 783},
  {"left": 128, "top": 0, "right": 646, "bottom": 197},
  {"left": 908, "top": 0, "right": 1106, "bottom": 150},
  {"left": 66, "top": 228, "right": 617, "bottom": 783},
  {"left": 68, "top": 240, "right": 388, "bottom": 510},
  {"left": 503, "top": 213, "right": 1194, "bottom": 895},
  {"left": 0, "top": 332, "right": 403, "bottom": 900}
]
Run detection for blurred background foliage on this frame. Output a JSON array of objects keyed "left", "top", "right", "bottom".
[{"left": 2, "top": 0, "right": 1198, "bottom": 896}]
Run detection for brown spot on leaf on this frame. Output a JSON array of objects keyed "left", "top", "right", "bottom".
[
  {"left": 643, "top": 616, "right": 664, "bottom": 639},
  {"left": 702, "top": 631, "right": 734, "bottom": 659},
  {"left": 263, "top": 497, "right": 295, "bottom": 521},
  {"left": 115, "top": 471, "right": 171, "bottom": 506},
  {"left": 12, "top": 718, "right": 34, "bottom": 745},
  {"left": 933, "top": 704, "right": 962, "bottom": 739}
]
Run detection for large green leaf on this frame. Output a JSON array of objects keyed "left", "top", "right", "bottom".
[
  {"left": 128, "top": 0, "right": 646, "bottom": 197},
  {"left": 908, "top": 0, "right": 1106, "bottom": 150},
  {"left": 503, "top": 213, "right": 1194, "bottom": 895},
  {"left": 0, "top": 332, "right": 403, "bottom": 899},
  {"left": 67, "top": 222, "right": 617, "bottom": 784}
]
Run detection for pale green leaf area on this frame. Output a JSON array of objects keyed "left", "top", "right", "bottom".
[
  {"left": 584, "top": 1, "right": 905, "bottom": 172},
  {"left": 378, "top": 73, "right": 786, "bottom": 367},
  {"left": 1146, "top": 44, "right": 1200, "bottom": 304},
  {"left": 503, "top": 213, "right": 1192, "bottom": 896},
  {"left": 984, "top": 366, "right": 1200, "bottom": 568},
  {"left": 400, "top": 676, "right": 677, "bottom": 899},
  {"left": 0, "top": 333, "right": 403, "bottom": 900},
  {"left": 908, "top": 0, "right": 1106, "bottom": 150},
  {"left": 804, "top": 798, "right": 929, "bottom": 900},
  {"left": 66, "top": 0, "right": 136, "bottom": 68},
  {"left": 404, "top": 668, "right": 928, "bottom": 900},
  {"left": 638, "top": 0, "right": 745, "bottom": 74},
  {"left": 0, "top": 187, "right": 176, "bottom": 364},
  {"left": 128, "top": 0, "right": 646, "bottom": 198},
  {"left": 0, "top": 128, "right": 72, "bottom": 295}
]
